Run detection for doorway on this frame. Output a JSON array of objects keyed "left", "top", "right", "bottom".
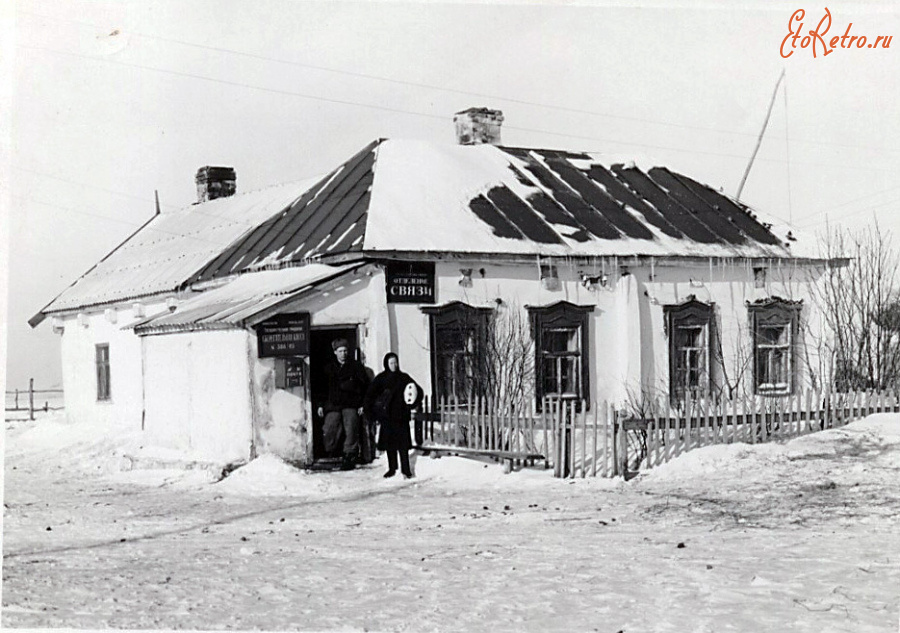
[{"left": 309, "top": 326, "right": 360, "bottom": 460}]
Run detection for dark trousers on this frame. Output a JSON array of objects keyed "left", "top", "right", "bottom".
[
  {"left": 323, "top": 408, "right": 360, "bottom": 457},
  {"left": 386, "top": 449, "right": 412, "bottom": 476}
]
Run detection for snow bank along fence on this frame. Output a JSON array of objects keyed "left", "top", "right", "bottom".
[
  {"left": 4, "top": 379, "right": 64, "bottom": 420},
  {"left": 413, "top": 390, "right": 900, "bottom": 479}
]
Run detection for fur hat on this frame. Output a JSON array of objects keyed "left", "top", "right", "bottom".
[{"left": 331, "top": 338, "right": 350, "bottom": 351}]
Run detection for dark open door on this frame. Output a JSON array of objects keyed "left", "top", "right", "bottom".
[{"left": 309, "top": 327, "right": 360, "bottom": 460}]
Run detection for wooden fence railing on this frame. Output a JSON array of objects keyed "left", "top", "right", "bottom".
[
  {"left": 413, "top": 389, "right": 898, "bottom": 479},
  {"left": 4, "top": 379, "right": 64, "bottom": 420}
]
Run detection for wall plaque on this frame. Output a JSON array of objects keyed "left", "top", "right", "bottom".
[{"left": 257, "top": 313, "right": 311, "bottom": 357}]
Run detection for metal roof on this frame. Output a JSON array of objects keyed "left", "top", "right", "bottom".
[
  {"left": 132, "top": 263, "right": 362, "bottom": 334},
  {"left": 187, "top": 140, "right": 378, "bottom": 284},
  {"left": 33, "top": 138, "right": 818, "bottom": 325},
  {"left": 31, "top": 177, "right": 322, "bottom": 324},
  {"left": 194, "top": 140, "right": 810, "bottom": 283}
]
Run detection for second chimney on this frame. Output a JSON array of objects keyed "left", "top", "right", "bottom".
[
  {"left": 453, "top": 107, "right": 504, "bottom": 146},
  {"left": 195, "top": 166, "right": 236, "bottom": 203}
]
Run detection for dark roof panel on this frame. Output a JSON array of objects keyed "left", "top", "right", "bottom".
[
  {"left": 611, "top": 165, "right": 723, "bottom": 244},
  {"left": 469, "top": 194, "right": 526, "bottom": 240},
  {"left": 485, "top": 187, "right": 565, "bottom": 244},
  {"left": 663, "top": 169, "right": 783, "bottom": 246},
  {"left": 541, "top": 152, "right": 655, "bottom": 240},
  {"left": 511, "top": 151, "right": 621, "bottom": 240},
  {"left": 586, "top": 164, "right": 684, "bottom": 239},
  {"left": 647, "top": 167, "right": 747, "bottom": 244}
]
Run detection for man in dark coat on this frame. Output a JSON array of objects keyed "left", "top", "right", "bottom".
[
  {"left": 318, "top": 338, "right": 370, "bottom": 470},
  {"left": 364, "top": 353, "right": 424, "bottom": 479}
]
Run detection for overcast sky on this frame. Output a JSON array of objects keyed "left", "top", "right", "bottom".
[{"left": 4, "top": 0, "right": 900, "bottom": 390}]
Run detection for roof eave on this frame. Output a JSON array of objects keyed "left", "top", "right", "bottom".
[{"left": 356, "top": 249, "right": 843, "bottom": 268}]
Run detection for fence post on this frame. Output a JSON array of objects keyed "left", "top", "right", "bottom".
[
  {"left": 611, "top": 409, "right": 619, "bottom": 477},
  {"left": 601, "top": 401, "right": 610, "bottom": 477},
  {"left": 592, "top": 402, "right": 599, "bottom": 477},
  {"left": 568, "top": 401, "right": 577, "bottom": 479},
  {"left": 29, "top": 378, "right": 35, "bottom": 421}
]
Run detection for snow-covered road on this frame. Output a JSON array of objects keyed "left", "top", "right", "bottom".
[{"left": 3, "top": 413, "right": 899, "bottom": 631}]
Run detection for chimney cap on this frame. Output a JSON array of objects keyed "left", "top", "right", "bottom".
[
  {"left": 195, "top": 165, "right": 237, "bottom": 202},
  {"left": 454, "top": 106, "right": 503, "bottom": 117},
  {"left": 453, "top": 107, "right": 504, "bottom": 146},
  {"left": 195, "top": 166, "right": 236, "bottom": 182}
]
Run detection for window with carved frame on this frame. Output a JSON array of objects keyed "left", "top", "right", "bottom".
[
  {"left": 527, "top": 302, "right": 593, "bottom": 406},
  {"left": 665, "top": 297, "right": 715, "bottom": 402},
  {"left": 748, "top": 298, "right": 802, "bottom": 396},
  {"left": 422, "top": 302, "right": 491, "bottom": 404}
]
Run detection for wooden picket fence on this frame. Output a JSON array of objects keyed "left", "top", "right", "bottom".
[
  {"left": 620, "top": 388, "right": 900, "bottom": 477},
  {"left": 415, "top": 396, "right": 619, "bottom": 478},
  {"left": 414, "top": 389, "right": 900, "bottom": 479}
]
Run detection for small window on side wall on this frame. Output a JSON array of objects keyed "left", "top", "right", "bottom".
[
  {"left": 664, "top": 297, "right": 715, "bottom": 403},
  {"left": 96, "top": 343, "right": 111, "bottom": 401},
  {"left": 527, "top": 302, "right": 593, "bottom": 406},
  {"left": 748, "top": 297, "right": 802, "bottom": 396}
]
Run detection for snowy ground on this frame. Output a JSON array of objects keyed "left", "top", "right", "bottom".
[{"left": 3, "top": 412, "right": 899, "bottom": 632}]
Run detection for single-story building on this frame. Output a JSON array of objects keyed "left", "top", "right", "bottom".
[{"left": 30, "top": 108, "right": 845, "bottom": 465}]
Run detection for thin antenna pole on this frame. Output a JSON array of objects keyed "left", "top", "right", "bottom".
[
  {"left": 783, "top": 76, "right": 793, "bottom": 224},
  {"left": 736, "top": 69, "right": 786, "bottom": 201},
  {"left": 154, "top": 189, "right": 161, "bottom": 216}
]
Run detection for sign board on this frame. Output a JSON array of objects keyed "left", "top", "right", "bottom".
[
  {"left": 256, "top": 313, "right": 311, "bottom": 358},
  {"left": 284, "top": 358, "right": 303, "bottom": 387},
  {"left": 275, "top": 357, "right": 304, "bottom": 389},
  {"left": 386, "top": 261, "right": 436, "bottom": 304}
]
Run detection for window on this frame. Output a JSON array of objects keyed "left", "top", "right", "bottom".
[
  {"left": 748, "top": 297, "right": 802, "bottom": 395},
  {"left": 541, "top": 327, "right": 581, "bottom": 397},
  {"left": 665, "top": 297, "right": 714, "bottom": 402},
  {"left": 422, "top": 302, "right": 491, "bottom": 403},
  {"left": 95, "top": 344, "right": 111, "bottom": 401},
  {"left": 528, "top": 302, "right": 593, "bottom": 404}
]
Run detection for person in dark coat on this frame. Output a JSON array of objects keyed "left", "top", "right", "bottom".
[
  {"left": 318, "top": 338, "right": 370, "bottom": 471},
  {"left": 364, "top": 353, "right": 423, "bottom": 479}
]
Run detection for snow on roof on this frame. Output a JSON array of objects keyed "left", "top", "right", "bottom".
[
  {"left": 363, "top": 140, "right": 804, "bottom": 259},
  {"left": 201, "top": 139, "right": 813, "bottom": 279},
  {"left": 33, "top": 177, "right": 323, "bottom": 321},
  {"left": 35, "top": 137, "right": 821, "bottom": 324},
  {"left": 131, "top": 263, "right": 362, "bottom": 333}
]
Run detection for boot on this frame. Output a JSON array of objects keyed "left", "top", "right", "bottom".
[{"left": 340, "top": 454, "right": 356, "bottom": 471}]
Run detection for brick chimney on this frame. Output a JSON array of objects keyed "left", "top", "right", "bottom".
[
  {"left": 453, "top": 107, "right": 504, "bottom": 145},
  {"left": 195, "top": 166, "right": 236, "bottom": 203}
]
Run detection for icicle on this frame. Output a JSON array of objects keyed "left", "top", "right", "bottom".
[{"left": 650, "top": 257, "right": 656, "bottom": 282}]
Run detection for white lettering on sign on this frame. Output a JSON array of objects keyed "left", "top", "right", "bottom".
[{"left": 389, "top": 285, "right": 433, "bottom": 296}]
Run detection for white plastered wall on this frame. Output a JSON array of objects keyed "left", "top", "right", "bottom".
[
  {"left": 247, "top": 267, "right": 390, "bottom": 465},
  {"left": 142, "top": 329, "right": 253, "bottom": 462},
  {"left": 249, "top": 344, "right": 310, "bottom": 465},
  {"left": 57, "top": 302, "right": 162, "bottom": 429},
  {"left": 634, "top": 259, "right": 826, "bottom": 402},
  {"left": 384, "top": 258, "right": 826, "bottom": 409}
]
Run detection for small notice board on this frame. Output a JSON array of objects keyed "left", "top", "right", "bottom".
[
  {"left": 386, "top": 261, "right": 435, "bottom": 304},
  {"left": 256, "top": 313, "right": 311, "bottom": 357}
]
